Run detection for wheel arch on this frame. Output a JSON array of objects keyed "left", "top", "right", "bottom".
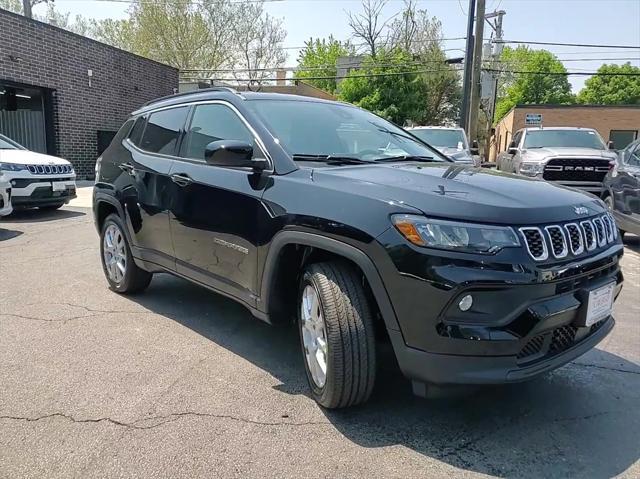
[{"left": 257, "top": 231, "right": 401, "bottom": 334}]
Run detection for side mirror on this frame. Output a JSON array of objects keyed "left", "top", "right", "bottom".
[
  {"left": 508, "top": 141, "right": 518, "bottom": 155},
  {"left": 607, "top": 140, "right": 615, "bottom": 150},
  {"left": 470, "top": 140, "right": 479, "bottom": 155},
  {"left": 204, "top": 140, "right": 267, "bottom": 172}
]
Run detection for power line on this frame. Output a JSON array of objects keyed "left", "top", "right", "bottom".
[
  {"left": 496, "top": 39, "right": 640, "bottom": 50},
  {"left": 484, "top": 68, "right": 640, "bottom": 76}
]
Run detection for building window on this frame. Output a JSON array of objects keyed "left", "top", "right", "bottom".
[{"left": 609, "top": 130, "right": 638, "bottom": 150}]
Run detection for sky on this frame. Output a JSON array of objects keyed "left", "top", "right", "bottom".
[{"left": 32, "top": 0, "right": 640, "bottom": 93}]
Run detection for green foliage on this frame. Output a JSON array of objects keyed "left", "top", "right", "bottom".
[
  {"left": 577, "top": 63, "right": 640, "bottom": 105},
  {"left": 294, "top": 36, "right": 355, "bottom": 94},
  {"left": 338, "top": 49, "right": 424, "bottom": 125},
  {"left": 495, "top": 46, "right": 575, "bottom": 121}
]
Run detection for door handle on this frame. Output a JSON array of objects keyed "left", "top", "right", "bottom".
[
  {"left": 119, "top": 162, "right": 135, "bottom": 175},
  {"left": 171, "top": 173, "right": 193, "bottom": 187}
]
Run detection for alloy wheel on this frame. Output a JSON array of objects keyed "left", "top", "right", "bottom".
[
  {"left": 300, "top": 284, "right": 329, "bottom": 388},
  {"left": 103, "top": 224, "right": 127, "bottom": 284}
]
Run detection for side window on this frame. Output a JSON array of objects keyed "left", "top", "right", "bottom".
[
  {"left": 627, "top": 143, "right": 640, "bottom": 167},
  {"left": 112, "top": 119, "right": 134, "bottom": 145},
  {"left": 180, "top": 104, "right": 254, "bottom": 161},
  {"left": 140, "top": 107, "right": 189, "bottom": 155},
  {"left": 512, "top": 131, "right": 523, "bottom": 148},
  {"left": 128, "top": 116, "right": 146, "bottom": 146}
]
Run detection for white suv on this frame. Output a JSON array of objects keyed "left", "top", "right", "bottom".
[{"left": 0, "top": 134, "right": 76, "bottom": 211}]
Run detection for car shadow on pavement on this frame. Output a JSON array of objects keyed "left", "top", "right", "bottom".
[
  {"left": 5, "top": 208, "right": 86, "bottom": 223},
  {"left": 131, "top": 274, "right": 640, "bottom": 479},
  {"left": 0, "top": 228, "right": 23, "bottom": 241}
]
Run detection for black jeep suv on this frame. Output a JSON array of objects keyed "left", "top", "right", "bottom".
[{"left": 93, "top": 88, "right": 623, "bottom": 408}]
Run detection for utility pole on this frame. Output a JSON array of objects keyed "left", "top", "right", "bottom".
[
  {"left": 483, "top": 9, "right": 506, "bottom": 161},
  {"left": 22, "top": 0, "right": 32, "bottom": 18},
  {"left": 468, "top": 0, "right": 486, "bottom": 143},
  {"left": 459, "top": 0, "right": 476, "bottom": 131}
]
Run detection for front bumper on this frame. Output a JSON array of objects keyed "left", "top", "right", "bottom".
[
  {"left": 8, "top": 175, "right": 77, "bottom": 208},
  {"left": 375, "top": 227, "right": 623, "bottom": 387}
]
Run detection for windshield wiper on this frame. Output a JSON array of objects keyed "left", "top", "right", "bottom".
[
  {"left": 292, "top": 154, "right": 371, "bottom": 165},
  {"left": 374, "top": 155, "right": 439, "bottom": 163}
]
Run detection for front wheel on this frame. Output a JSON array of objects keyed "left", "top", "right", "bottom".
[
  {"left": 100, "top": 214, "right": 152, "bottom": 294},
  {"left": 298, "top": 261, "right": 376, "bottom": 409}
]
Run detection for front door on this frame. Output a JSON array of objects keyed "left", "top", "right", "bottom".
[
  {"left": 168, "top": 102, "right": 270, "bottom": 306},
  {"left": 122, "top": 106, "right": 189, "bottom": 268}
]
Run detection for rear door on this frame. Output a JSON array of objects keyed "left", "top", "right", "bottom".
[
  {"left": 121, "top": 106, "right": 189, "bottom": 269},
  {"left": 168, "top": 101, "right": 271, "bottom": 306}
]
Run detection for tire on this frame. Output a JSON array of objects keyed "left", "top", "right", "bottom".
[
  {"left": 603, "top": 195, "right": 626, "bottom": 240},
  {"left": 298, "top": 261, "right": 376, "bottom": 409},
  {"left": 39, "top": 203, "right": 65, "bottom": 211},
  {"left": 100, "top": 213, "right": 152, "bottom": 294}
]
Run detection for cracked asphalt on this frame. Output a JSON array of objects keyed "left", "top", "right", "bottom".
[{"left": 1, "top": 204, "right": 639, "bottom": 479}]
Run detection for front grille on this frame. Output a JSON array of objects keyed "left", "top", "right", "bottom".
[
  {"left": 517, "top": 334, "right": 545, "bottom": 360},
  {"left": 26, "top": 164, "right": 73, "bottom": 175},
  {"left": 543, "top": 158, "right": 610, "bottom": 182},
  {"left": 520, "top": 214, "right": 617, "bottom": 262},
  {"left": 11, "top": 177, "right": 74, "bottom": 188},
  {"left": 549, "top": 325, "right": 578, "bottom": 354}
]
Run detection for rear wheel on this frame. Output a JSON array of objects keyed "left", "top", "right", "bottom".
[
  {"left": 100, "top": 214, "right": 152, "bottom": 294},
  {"left": 298, "top": 261, "right": 376, "bottom": 409},
  {"left": 604, "top": 195, "right": 626, "bottom": 240}
]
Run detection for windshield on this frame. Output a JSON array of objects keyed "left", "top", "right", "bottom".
[
  {"left": 245, "top": 99, "right": 444, "bottom": 162},
  {"left": 411, "top": 129, "right": 467, "bottom": 149},
  {"left": 0, "top": 135, "right": 22, "bottom": 150},
  {"left": 523, "top": 130, "right": 606, "bottom": 150}
]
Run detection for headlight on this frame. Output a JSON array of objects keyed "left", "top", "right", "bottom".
[
  {"left": 519, "top": 161, "right": 544, "bottom": 176},
  {"left": 0, "top": 163, "right": 27, "bottom": 171},
  {"left": 392, "top": 215, "right": 520, "bottom": 254}
]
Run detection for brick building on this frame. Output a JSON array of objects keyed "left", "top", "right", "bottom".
[
  {"left": 490, "top": 104, "right": 640, "bottom": 161},
  {"left": 0, "top": 9, "right": 178, "bottom": 178}
]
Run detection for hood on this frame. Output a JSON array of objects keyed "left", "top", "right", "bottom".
[
  {"left": 522, "top": 147, "right": 617, "bottom": 162},
  {"left": 0, "top": 149, "right": 70, "bottom": 166},
  {"left": 312, "top": 162, "right": 605, "bottom": 225}
]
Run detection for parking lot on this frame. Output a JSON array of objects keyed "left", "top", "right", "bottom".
[{"left": 1, "top": 195, "right": 639, "bottom": 478}]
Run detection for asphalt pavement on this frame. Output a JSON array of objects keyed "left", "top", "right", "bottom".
[{"left": 1, "top": 197, "right": 639, "bottom": 478}]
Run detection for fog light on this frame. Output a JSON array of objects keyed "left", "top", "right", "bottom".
[{"left": 458, "top": 295, "right": 473, "bottom": 312}]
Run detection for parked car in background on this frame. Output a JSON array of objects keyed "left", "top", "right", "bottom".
[
  {"left": 408, "top": 126, "right": 480, "bottom": 166},
  {"left": 93, "top": 89, "right": 622, "bottom": 408},
  {"left": 603, "top": 138, "right": 640, "bottom": 239},
  {"left": 0, "top": 176, "right": 11, "bottom": 217},
  {"left": 497, "top": 127, "right": 617, "bottom": 194},
  {"left": 0, "top": 134, "right": 76, "bottom": 211}
]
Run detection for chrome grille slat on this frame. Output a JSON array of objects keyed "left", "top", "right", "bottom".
[
  {"left": 22, "top": 164, "right": 72, "bottom": 175},
  {"left": 581, "top": 221, "right": 597, "bottom": 251},
  {"left": 601, "top": 215, "right": 614, "bottom": 243},
  {"left": 592, "top": 218, "right": 606, "bottom": 247},
  {"left": 519, "top": 227, "right": 548, "bottom": 261},
  {"left": 564, "top": 223, "right": 584, "bottom": 255},
  {"left": 544, "top": 225, "right": 568, "bottom": 259}
]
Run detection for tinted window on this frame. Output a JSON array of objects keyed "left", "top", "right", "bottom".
[
  {"left": 128, "top": 116, "right": 146, "bottom": 147},
  {"left": 627, "top": 143, "right": 640, "bottom": 167},
  {"left": 181, "top": 104, "right": 254, "bottom": 161},
  {"left": 523, "top": 130, "right": 605, "bottom": 149},
  {"left": 245, "top": 99, "right": 442, "bottom": 162},
  {"left": 140, "top": 107, "right": 189, "bottom": 155}
]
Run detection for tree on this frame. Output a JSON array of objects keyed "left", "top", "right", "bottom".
[
  {"left": 577, "top": 63, "right": 640, "bottom": 105},
  {"left": 339, "top": 49, "right": 426, "bottom": 125},
  {"left": 495, "top": 46, "right": 575, "bottom": 120},
  {"left": 294, "top": 36, "right": 355, "bottom": 94},
  {"left": 229, "top": 1, "right": 286, "bottom": 85},
  {"left": 347, "top": 0, "right": 391, "bottom": 57}
]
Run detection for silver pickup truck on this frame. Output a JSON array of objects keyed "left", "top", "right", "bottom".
[{"left": 497, "top": 127, "right": 617, "bottom": 194}]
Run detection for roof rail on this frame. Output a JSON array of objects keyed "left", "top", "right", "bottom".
[{"left": 142, "top": 86, "right": 239, "bottom": 107}]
